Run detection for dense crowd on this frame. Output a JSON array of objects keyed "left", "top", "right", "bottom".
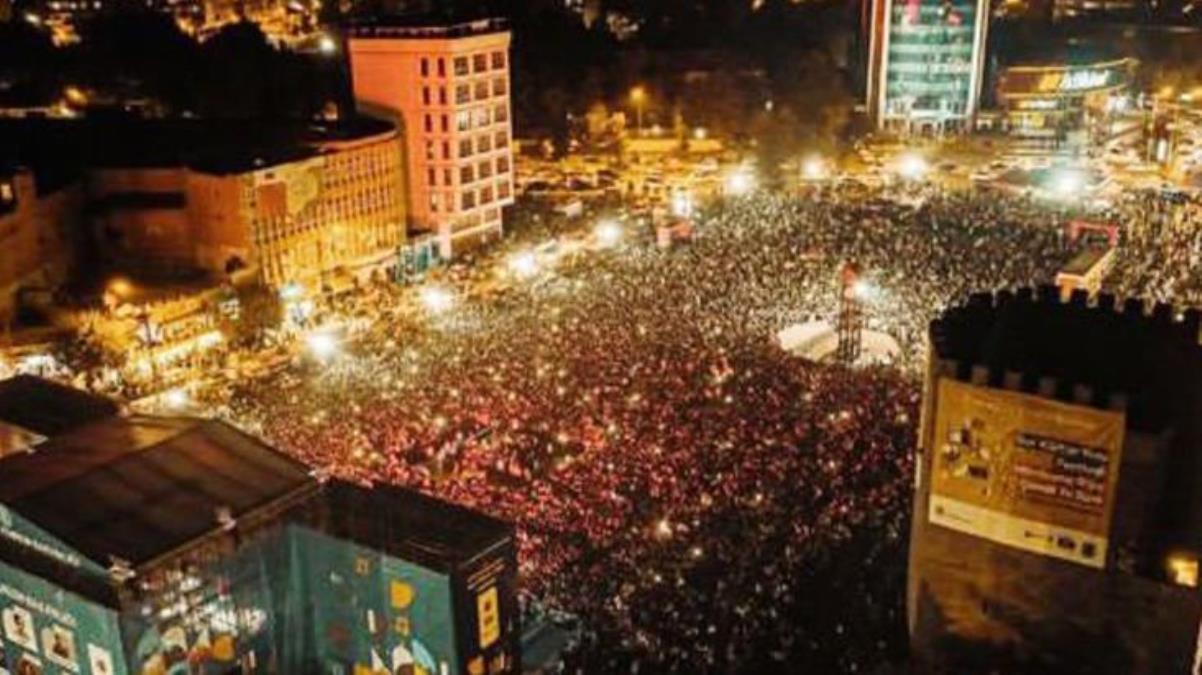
[{"left": 207, "top": 185, "right": 1175, "bottom": 673}]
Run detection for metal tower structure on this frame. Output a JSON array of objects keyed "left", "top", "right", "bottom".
[{"left": 836, "top": 261, "right": 864, "bottom": 366}]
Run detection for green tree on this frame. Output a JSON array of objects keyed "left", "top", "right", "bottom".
[{"left": 223, "top": 284, "right": 283, "bottom": 348}]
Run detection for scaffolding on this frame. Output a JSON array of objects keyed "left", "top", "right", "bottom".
[{"left": 836, "top": 261, "right": 864, "bottom": 366}]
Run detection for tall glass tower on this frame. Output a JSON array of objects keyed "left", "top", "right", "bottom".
[{"left": 865, "top": 0, "right": 989, "bottom": 134}]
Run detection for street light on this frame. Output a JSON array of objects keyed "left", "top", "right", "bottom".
[
  {"left": 419, "top": 286, "right": 454, "bottom": 313},
  {"left": 163, "top": 388, "right": 189, "bottom": 410},
  {"left": 897, "top": 153, "right": 928, "bottom": 180},
  {"left": 318, "top": 34, "right": 337, "bottom": 55},
  {"left": 1050, "top": 168, "right": 1084, "bottom": 199},
  {"left": 671, "top": 190, "right": 694, "bottom": 217},
  {"left": 594, "top": 220, "right": 622, "bottom": 247},
  {"left": 802, "top": 155, "right": 826, "bottom": 181},
  {"left": 306, "top": 332, "right": 340, "bottom": 360},
  {"left": 508, "top": 250, "right": 539, "bottom": 278},
  {"left": 630, "top": 86, "right": 647, "bottom": 137},
  {"left": 725, "top": 170, "right": 755, "bottom": 196}
]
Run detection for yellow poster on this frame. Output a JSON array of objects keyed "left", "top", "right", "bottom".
[
  {"left": 929, "top": 379, "right": 1124, "bottom": 568},
  {"left": 477, "top": 587, "right": 499, "bottom": 649}
]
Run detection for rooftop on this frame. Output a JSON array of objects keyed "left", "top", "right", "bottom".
[
  {"left": 321, "top": 479, "right": 514, "bottom": 572},
  {"left": 0, "top": 410, "right": 316, "bottom": 569},
  {"left": 930, "top": 287, "right": 1202, "bottom": 432},
  {"left": 0, "top": 375, "right": 120, "bottom": 437},
  {"left": 348, "top": 16, "right": 508, "bottom": 40},
  {"left": 0, "top": 116, "right": 397, "bottom": 185}
]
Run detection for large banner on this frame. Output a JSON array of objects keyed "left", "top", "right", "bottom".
[
  {"left": 0, "top": 559, "right": 127, "bottom": 675},
  {"left": 929, "top": 379, "right": 1125, "bottom": 568},
  {"left": 297, "top": 527, "right": 458, "bottom": 675}
]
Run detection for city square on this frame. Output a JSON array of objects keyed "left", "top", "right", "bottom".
[{"left": 3, "top": 0, "right": 1202, "bottom": 673}]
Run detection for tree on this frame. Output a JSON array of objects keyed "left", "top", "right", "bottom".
[
  {"left": 74, "top": 9, "right": 199, "bottom": 110},
  {"left": 223, "top": 284, "right": 283, "bottom": 348}
]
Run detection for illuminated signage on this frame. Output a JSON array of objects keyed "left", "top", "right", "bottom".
[
  {"left": 1016, "top": 99, "right": 1058, "bottom": 111},
  {"left": 1061, "top": 70, "right": 1110, "bottom": 91},
  {"left": 1028, "top": 68, "right": 1115, "bottom": 95}
]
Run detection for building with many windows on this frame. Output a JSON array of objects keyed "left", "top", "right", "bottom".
[
  {"left": 185, "top": 121, "right": 407, "bottom": 288},
  {"left": 348, "top": 17, "right": 515, "bottom": 257},
  {"left": 865, "top": 0, "right": 990, "bottom": 134}
]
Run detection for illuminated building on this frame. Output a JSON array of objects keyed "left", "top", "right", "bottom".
[
  {"left": 186, "top": 121, "right": 407, "bottom": 288},
  {"left": 865, "top": 0, "right": 989, "bottom": 134},
  {"left": 911, "top": 286, "right": 1202, "bottom": 672},
  {"left": 0, "top": 375, "right": 520, "bottom": 675},
  {"left": 348, "top": 18, "right": 515, "bottom": 257},
  {"left": 0, "top": 167, "right": 81, "bottom": 329},
  {"left": 997, "top": 57, "right": 1137, "bottom": 153},
  {"left": 1051, "top": 0, "right": 1139, "bottom": 19}
]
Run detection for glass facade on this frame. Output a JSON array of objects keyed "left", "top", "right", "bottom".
[{"left": 881, "top": 0, "right": 982, "bottom": 125}]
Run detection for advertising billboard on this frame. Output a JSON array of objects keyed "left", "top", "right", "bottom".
[
  {"left": 929, "top": 379, "right": 1125, "bottom": 568},
  {"left": 297, "top": 527, "right": 458, "bottom": 675},
  {"left": 454, "top": 546, "right": 517, "bottom": 675},
  {"left": 119, "top": 528, "right": 283, "bottom": 675},
  {"left": 870, "top": 0, "right": 989, "bottom": 129},
  {"left": 0, "top": 559, "right": 127, "bottom": 675}
]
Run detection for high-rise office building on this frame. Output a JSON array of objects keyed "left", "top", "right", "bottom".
[
  {"left": 348, "top": 18, "right": 515, "bottom": 258},
  {"left": 865, "top": 0, "right": 990, "bottom": 134}
]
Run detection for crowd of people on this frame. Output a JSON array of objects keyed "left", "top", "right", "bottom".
[{"left": 201, "top": 183, "right": 1192, "bottom": 673}]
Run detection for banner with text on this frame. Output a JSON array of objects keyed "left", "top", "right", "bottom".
[{"left": 929, "top": 379, "right": 1125, "bottom": 568}]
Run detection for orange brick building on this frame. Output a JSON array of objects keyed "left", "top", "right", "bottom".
[
  {"left": 348, "top": 18, "right": 515, "bottom": 257},
  {"left": 89, "top": 120, "right": 406, "bottom": 290}
]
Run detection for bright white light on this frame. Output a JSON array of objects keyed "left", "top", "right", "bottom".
[
  {"left": 671, "top": 191, "right": 693, "bottom": 217},
  {"left": 306, "top": 332, "right": 339, "bottom": 360},
  {"left": 654, "top": 518, "right": 672, "bottom": 539},
  {"left": 1051, "top": 169, "right": 1084, "bottom": 198},
  {"left": 508, "top": 250, "right": 539, "bottom": 278},
  {"left": 802, "top": 156, "right": 826, "bottom": 181},
  {"left": 279, "top": 282, "right": 304, "bottom": 301},
  {"left": 852, "top": 279, "right": 878, "bottom": 301},
  {"left": 897, "top": 153, "right": 928, "bottom": 180},
  {"left": 163, "top": 388, "right": 189, "bottom": 409},
  {"left": 726, "top": 171, "right": 754, "bottom": 196},
  {"left": 318, "top": 35, "right": 337, "bottom": 55},
  {"left": 419, "top": 286, "right": 454, "bottom": 313},
  {"left": 594, "top": 220, "right": 622, "bottom": 246},
  {"left": 693, "top": 127, "right": 707, "bottom": 140}
]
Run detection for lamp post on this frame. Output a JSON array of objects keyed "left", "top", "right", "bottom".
[{"left": 630, "top": 86, "right": 646, "bottom": 137}]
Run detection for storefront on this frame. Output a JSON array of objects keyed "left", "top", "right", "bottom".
[{"left": 996, "top": 58, "right": 1138, "bottom": 153}]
